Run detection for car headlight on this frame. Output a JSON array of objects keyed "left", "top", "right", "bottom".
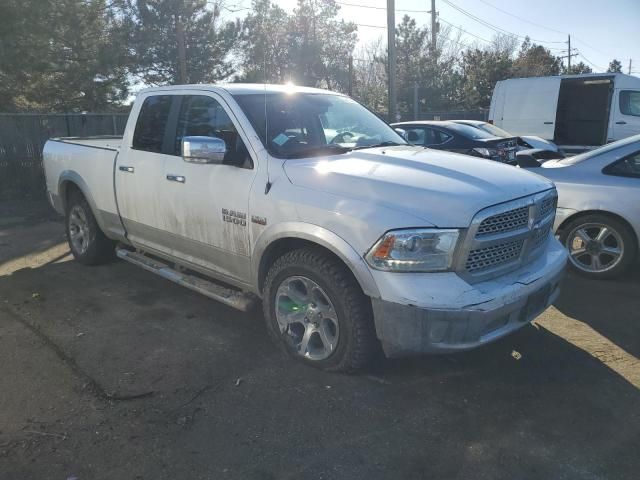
[{"left": 365, "top": 229, "right": 460, "bottom": 272}]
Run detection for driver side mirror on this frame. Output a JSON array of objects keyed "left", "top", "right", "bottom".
[{"left": 182, "top": 136, "right": 226, "bottom": 164}]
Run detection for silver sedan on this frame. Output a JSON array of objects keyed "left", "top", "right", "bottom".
[{"left": 532, "top": 134, "right": 640, "bottom": 279}]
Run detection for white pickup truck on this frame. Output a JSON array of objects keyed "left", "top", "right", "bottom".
[{"left": 43, "top": 84, "right": 567, "bottom": 371}]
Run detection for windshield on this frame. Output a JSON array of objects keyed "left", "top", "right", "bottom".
[
  {"left": 558, "top": 134, "right": 640, "bottom": 165},
  {"left": 446, "top": 122, "right": 498, "bottom": 140},
  {"left": 233, "top": 93, "right": 406, "bottom": 158}
]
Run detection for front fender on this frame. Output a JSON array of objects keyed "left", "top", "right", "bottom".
[{"left": 251, "top": 222, "right": 380, "bottom": 299}]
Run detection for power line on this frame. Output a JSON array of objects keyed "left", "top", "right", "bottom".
[
  {"left": 572, "top": 37, "right": 614, "bottom": 58},
  {"left": 464, "top": 0, "right": 619, "bottom": 61},
  {"left": 336, "top": 1, "right": 429, "bottom": 14},
  {"left": 438, "top": 17, "right": 491, "bottom": 44},
  {"left": 441, "top": 0, "right": 565, "bottom": 45},
  {"left": 477, "top": 0, "right": 566, "bottom": 35},
  {"left": 355, "top": 23, "right": 387, "bottom": 29},
  {"left": 576, "top": 50, "right": 604, "bottom": 71}
]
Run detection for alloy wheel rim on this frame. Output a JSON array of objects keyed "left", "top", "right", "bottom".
[
  {"left": 275, "top": 276, "right": 339, "bottom": 361},
  {"left": 68, "top": 205, "right": 90, "bottom": 255},
  {"left": 566, "top": 222, "right": 624, "bottom": 273}
]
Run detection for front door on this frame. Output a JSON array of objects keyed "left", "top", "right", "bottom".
[
  {"left": 612, "top": 89, "right": 640, "bottom": 141},
  {"left": 159, "top": 93, "right": 257, "bottom": 283}
]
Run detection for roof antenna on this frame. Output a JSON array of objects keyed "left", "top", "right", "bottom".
[{"left": 263, "top": 37, "right": 272, "bottom": 194}]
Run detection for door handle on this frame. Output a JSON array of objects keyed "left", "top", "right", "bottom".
[
  {"left": 119, "top": 166, "right": 134, "bottom": 173},
  {"left": 166, "top": 174, "right": 186, "bottom": 183},
  {"left": 543, "top": 121, "right": 554, "bottom": 125},
  {"left": 615, "top": 121, "right": 627, "bottom": 125}
]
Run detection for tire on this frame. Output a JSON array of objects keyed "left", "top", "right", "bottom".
[
  {"left": 262, "top": 247, "right": 378, "bottom": 372},
  {"left": 559, "top": 213, "right": 637, "bottom": 280},
  {"left": 65, "top": 191, "right": 115, "bottom": 265}
]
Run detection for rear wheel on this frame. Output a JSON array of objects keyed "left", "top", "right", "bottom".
[
  {"left": 262, "top": 247, "right": 378, "bottom": 372},
  {"left": 65, "top": 191, "right": 115, "bottom": 265},
  {"left": 559, "top": 214, "right": 636, "bottom": 279}
]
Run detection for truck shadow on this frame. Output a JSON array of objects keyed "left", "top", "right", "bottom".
[
  {"left": 2, "top": 255, "right": 639, "bottom": 479},
  {"left": 553, "top": 266, "right": 640, "bottom": 358}
]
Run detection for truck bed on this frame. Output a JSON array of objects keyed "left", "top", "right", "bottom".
[
  {"left": 51, "top": 136, "right": 123, "bottom": 151},
  {"left": 43, "top": 136, "right": 122, "bottom": 239}
]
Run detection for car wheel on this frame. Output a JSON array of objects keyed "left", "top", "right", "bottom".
[
  {"left": 262, "top": 247, "right": 378, "bottom": 372},
  {"left": 65, "top": 191, "right": 115, "bottom": 265},
  {"left": 559, "top": 214, "right": 637, "bottom": 279}
]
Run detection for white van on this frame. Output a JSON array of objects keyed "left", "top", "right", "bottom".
[{"left": 489, "top": 73, "right": 640, "bottom": 152}]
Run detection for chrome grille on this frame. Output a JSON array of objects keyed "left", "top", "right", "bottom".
[
  {"left": 539, "top": 196, "right": 557, "bottom": 219},
  {"left": 531, "top": 223, "right": 552, "bottom": 251},
  {"left": 459, "top": 189, "right": 558, "bottom": 281},
  {"left": 476, "top": 205, "right": 529, "bottom": 236},
  {"left": 466, "top": 240, "right": 524, "bottom": 273}
]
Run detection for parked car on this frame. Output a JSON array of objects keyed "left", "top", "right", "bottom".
[
  {"left": 391, "top": 120, "right": 518, "bottom": 164},
  {"left": 451, "top": 119, "right": 560, "bottom": 153},
  {"left": 43, "top": 84, "right": 567, "bottom": 371},
  {"left": 528, "top": 134, "right": 640, "bottom": 279},
  {"left": 489, "top": 73, "right": 640, "bottom": 154}
]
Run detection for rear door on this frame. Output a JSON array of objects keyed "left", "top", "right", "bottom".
[
  {"left": 500, "top": 78, "right": 561, "bottom": 139},
  {"left": 115, "top": 93, "right": 178, "bottom": 250},
  {"left": 489, "top": 81, "right": 505, "bottom": 126}
]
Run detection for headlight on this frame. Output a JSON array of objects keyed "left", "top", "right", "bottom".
[
  {"left": 473, "top": 147, "right": 497, "bottom": 158},
  {"left": 365, "top": 229, "right": 460, "bottom": 272}
]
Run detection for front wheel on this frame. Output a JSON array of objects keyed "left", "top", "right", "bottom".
[
  {"left": 262, "top": 247, "right": 378, "bottom": 372},
  {"left": 559, "top": 214, "right": 637, "bottom": 279}
]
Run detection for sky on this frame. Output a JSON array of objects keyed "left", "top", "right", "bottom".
[{"left": 223, "top": 0, "right": 640, "bottom": 76}]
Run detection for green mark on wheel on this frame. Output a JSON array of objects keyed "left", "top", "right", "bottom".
[{"left": 279, "top": 297, "right": 301, "bottom": 312}]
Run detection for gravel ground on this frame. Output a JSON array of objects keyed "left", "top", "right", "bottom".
[{"left": 1, "top": 201, "right": 638, "bottom": 480}]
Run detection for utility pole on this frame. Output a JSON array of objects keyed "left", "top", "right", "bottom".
[
  {"left": 348, "top": 56, "right": 353, "bottom": 97},
  {"left": 561, "top": 34, "right": 578, "bottom": 73},
  {"left": 430, "top": 0, "right": 438, "bottom": 60},
  {"left": 629, "top": 59, "right": 633, "bottom": 75},
  {"left": 387, "top": 0, "right": 397, "bottom": 122},
  {"left": 176, "top": 13, "right": 188, "bottom": 84}
]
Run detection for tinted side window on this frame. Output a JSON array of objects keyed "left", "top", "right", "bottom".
[
  {"left": 424, "top": 128, "right": 440, "bottom": 146},
  {"left": 424, "top": 128, "right": 450, "bottom": 146},
  {"left": 175, "top": 95, "right": 252, "bottom": 168},
  {"left": 603, "top": 151, "right": 640, "bottom": 178},
  {"left": 620, "top": 91, "right": 640, "bottom": 117},
  {"left": 405, "top": 128, "right": 426, "bottom": 145},
  {"left": 132, "top": 95, "right": 172, "bottom": 153},
  {"left": 437, "top": 131, "right": 452, "bottom": 144}
]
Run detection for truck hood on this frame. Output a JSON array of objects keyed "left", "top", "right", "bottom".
[{"left": 283, "top": 145, "right": 553, "bottom": 227}]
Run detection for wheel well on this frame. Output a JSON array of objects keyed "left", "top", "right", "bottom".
[
  {"left": 257, "top": 238, "right": 362, "bottom": 294},
  {"left": 60, "top": 181, "right": 83, "bottom": 211},
  {"left": 558, "top": 210, "right": 639, "bottom": 249}
]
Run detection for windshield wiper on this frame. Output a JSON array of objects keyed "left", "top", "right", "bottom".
[
  {"left": 350, "top": 141, "right": 405, "bottom": 151},
  {"left": 282, "top": 144, "right": 352, "bottom": 159}
]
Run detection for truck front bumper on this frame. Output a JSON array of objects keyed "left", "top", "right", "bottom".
[{"left": 370, "top": 238, "right": 568, "bottom": 357}]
